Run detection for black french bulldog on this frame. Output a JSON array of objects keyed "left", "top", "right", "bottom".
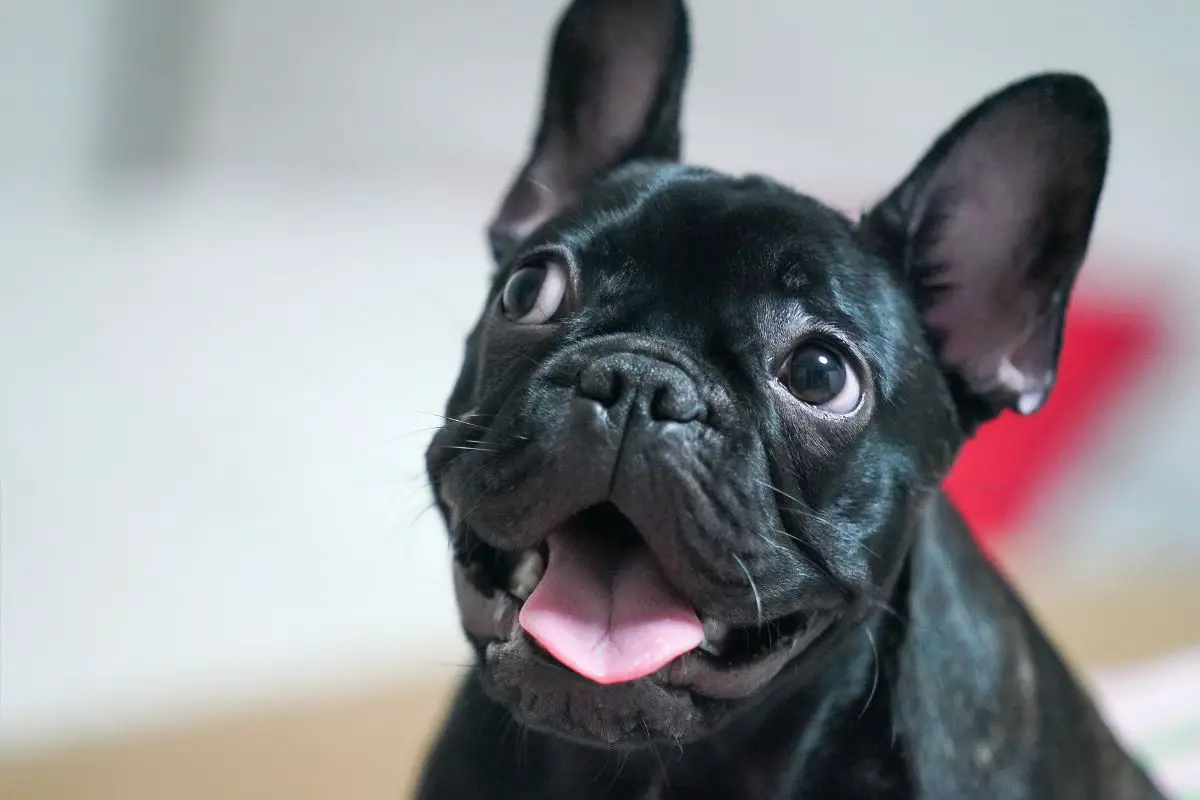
[{"left": 417, "top": 1, "right": 1168, "bottom": 797}]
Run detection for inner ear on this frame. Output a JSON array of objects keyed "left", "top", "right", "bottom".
[
  {"left": 863, "top": 73, "right": 1110, "bottom": 431},
  {"left": 487, "top": 0, "right": 690, "bottom": 262}
]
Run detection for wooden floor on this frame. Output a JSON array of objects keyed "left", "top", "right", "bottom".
[
  {"left": 2, "top": 566, "right": 1197, "bottom": 800},
  {"left": 0, "top": 678, "right": 453, "bottom": 800}
]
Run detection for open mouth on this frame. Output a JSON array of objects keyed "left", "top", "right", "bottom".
[{"left": 453, "top": 502, "right": 829, "bottom": 700}]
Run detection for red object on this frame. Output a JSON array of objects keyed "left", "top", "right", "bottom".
[{"left": 943, "top": 297, "right": 1162, "bottom": 549}]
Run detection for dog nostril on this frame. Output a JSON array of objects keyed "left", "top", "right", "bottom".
[
  {"left": 650, "top": 384, "right": 705, "bottom": 423},
  {"left": 578, "top": 362, "right": 623, "bottom": 406}
]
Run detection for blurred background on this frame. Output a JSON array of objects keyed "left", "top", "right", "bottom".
[{"left": 1, "top": 1, "right": 1197, "bottom": 797}]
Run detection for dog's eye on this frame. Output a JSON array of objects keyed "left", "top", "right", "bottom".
[
  {"left": 500, "top": 261, "right": 568, "bottom": 324},
  {"left": 782, "top": 344, "right": 861, "bottom": 413}
]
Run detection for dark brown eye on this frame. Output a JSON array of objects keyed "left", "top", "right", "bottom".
[
  {"left": 500, "top": 260, "right": 568, "bottom": 324},
  {"left": 783, "top": 344, "right": 861, "bottom": 413}
]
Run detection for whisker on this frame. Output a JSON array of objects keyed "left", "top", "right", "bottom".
[
  {"left": 858, "top": 625, "right": 880, "bottom": 720},
  {"left": 411, "top": 410, "right": 489, "bottom": 430},
  {"left": 443, "top": 414, "right": 494, "bottom": 431},
  {"left": 754, "top": 530, "right": 789, "bottom": 553},
  {"left": 766, "top": 523, "right": 803, "bottom": 544},
  {"left": 409, "top": 499, "right": 440, "bottom": 528},
  {"left": 525, "top": 175, "right": 559, "bottom": 200},
  {"left": 642, "top": 716, "right": 667, "bottom": 776},
  {"left": 731, "top": 553, "right": 763, "bottom": 625},
  {"left": 514, "top": 351, "right": 543, "bottom": 368},
  {"left": 869, "top": 596, "right": 903, "bottom": 621},
  {"left": 755, "top": 479, "right": 843, "bottom": 531},
  {"left": 410, "top": 410, "right": 530, "bottom": 441},
  {"left": 764, "top": 521, "right": 856, "bottom": 598},
  {"left": 773, "top": 506, "right": 880, "bottom": 560},
  {"left": 766, "top": 489, "right": 881, "bottom": 561},
  {"left": 388, "top": 425, "right": 444, "bottom": 441},
  {"left": 754, "top": 478, "right": 807, "bottom": 513},
  {"left": 401, "top": 478, "right": 434, "bottom": 504},
  {"left": 758, "top": 481, "right": 838, "bottom": 529},
  {"left": 778, "top": 503, "right": 839, "bottom": 531},
  {"left": 455, "top": 489, "right": 489, "bottom": 529}
]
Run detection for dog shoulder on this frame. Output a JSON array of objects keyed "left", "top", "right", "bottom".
[{"left": 894, "top": 496, "right": 1163, "bottom": 798}]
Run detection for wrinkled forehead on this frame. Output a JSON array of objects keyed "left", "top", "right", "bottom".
[{"left": 546, "top": 165, "right": 905, "bottom": 339}]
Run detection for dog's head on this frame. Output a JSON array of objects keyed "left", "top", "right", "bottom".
[{"left": 427, "top": 0, "right": 1108, "bottom": 748}]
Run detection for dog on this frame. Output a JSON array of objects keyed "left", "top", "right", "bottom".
[{"left": 416, "top": 1, "right": 1167, "bottom": 797}]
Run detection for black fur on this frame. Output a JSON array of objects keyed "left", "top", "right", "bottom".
[{"left": 416, "top": 1, "right": 1166, "bottom": 797}]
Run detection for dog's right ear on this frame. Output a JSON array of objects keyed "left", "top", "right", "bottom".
[{"left": 487, "top": 0, "right": 690, "bottom": 263}]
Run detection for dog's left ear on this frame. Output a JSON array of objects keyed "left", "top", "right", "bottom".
[
  {"left": 487, "top": 0, "right": 690, "bottom": 263},
  {"left": 863, "top": 73, "right": 1110, "bottom": 431}
]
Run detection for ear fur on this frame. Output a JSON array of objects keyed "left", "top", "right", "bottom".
[
  {"left": 863, "top": 73, "right": 1110, "bottom": 429},
  {"left": 487, "top": 0, "right": 690, "bottom": 263}
]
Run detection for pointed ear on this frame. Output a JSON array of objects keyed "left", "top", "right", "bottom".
[
  {"left": 487, "top": 0, "right": 690, "bottom": 262},
  {"left": 862, "top": 73, "right": 1110, "bottom": 429}
]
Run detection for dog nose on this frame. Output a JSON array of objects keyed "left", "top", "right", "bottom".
[{"left": 577, "top": 353, "right": 706, "bottom": 423}]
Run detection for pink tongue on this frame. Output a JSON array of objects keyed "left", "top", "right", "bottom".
[{"left": 518, "top": 529, "right": 704, "bottom": 685}]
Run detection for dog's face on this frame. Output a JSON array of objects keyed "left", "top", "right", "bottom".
[{"left": 426, "top": 0, "right": 1108, "bottom": 748}]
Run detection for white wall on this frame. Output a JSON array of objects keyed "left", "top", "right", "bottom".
[
  {"left": 2, "top": 0, "right": 1198, "bottom": 751},
  {"left": 0, "top": 0, "right": 110, "bottom": 187}
]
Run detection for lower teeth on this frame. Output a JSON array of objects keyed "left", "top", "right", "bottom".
[
  {"left": 507, "top": 549, "right": 545, "bottom": 600},
  {"left": 700, "top": 618, "right": 731, "bottom": 655}
]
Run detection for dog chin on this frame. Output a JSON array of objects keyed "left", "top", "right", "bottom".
[{"left": 448, "top": 503, "right": 840, "bottom": 747}]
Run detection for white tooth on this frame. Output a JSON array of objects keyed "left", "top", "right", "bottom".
[
  {"left": 703, "top": 618, "right": 731, "bottom": 643},
  {"left": 507, "top": 549, "right": 545, "bottom": 600},
  {"left": 700, "top": 618, "right": 732, "bottom": 655}
]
